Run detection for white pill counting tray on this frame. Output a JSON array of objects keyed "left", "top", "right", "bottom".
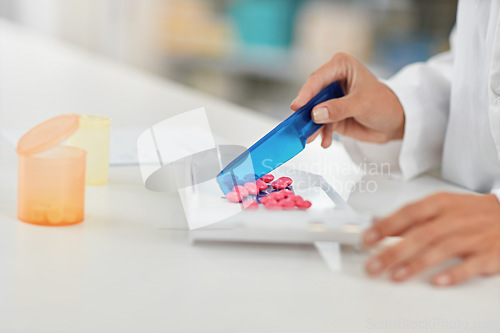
[
  {"left": 142, "top": 138, "right": 370, "bottom": 242},
  {"left": 190, "top": 168, "right": 372, "bottom": 246},
  {"left": 189, "top": 209, "right": 372, "bottom": 246}
]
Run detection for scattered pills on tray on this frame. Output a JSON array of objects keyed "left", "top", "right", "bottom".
[
  {"left": 269, "top": 191, "right": 285, "bottom": 201},
  {"left": 224, "top": 173, "right": 311, "bottom": 210},
  {"left": 242, "top": 200, "right": 259, "bottom": 210},
  {"left": 244, "top": 182, "right": 259, "bottom": 195},
  {"left": 260, "top": 174, "right": 275, "bottom": 183},
  {"left": 297, "top": 200, "right": 312, "bottom": 210},
  {"left": 279, "top": 199, "right": 295, "bottom": 209},
  {"left": 255, "top": 179, "right": 268, "bottom": 191},
  {"left": 263, "top": 199, "right": 281, "bottom": 210},
  {"left": 292, "top": 195, "right": 305, "bottom": 205},
  {"left": 259, "top": 196, "right": 270, "bottom": 204},
  {"left": 232, "top": 185, "right": 249, "bottom": 198},
  {"left": 270, "top": 180, "right": 286, "bottom": 190},
  {"left": 226, "top": 191, "right": 243, "bottom": 203},
  {"left": 278, "top": 177, "right": 293, "bottom": 187}
]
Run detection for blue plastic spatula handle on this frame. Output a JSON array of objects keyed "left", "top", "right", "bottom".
[
  {"left": 291, "top": 81, "right": 344, "bottom": 140},
  {"left": 217, "top": 82, "right": 344, "bottom": 194}
]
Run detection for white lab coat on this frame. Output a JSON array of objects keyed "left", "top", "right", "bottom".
[{"left": 344, "top": 0, "right": 500, "bottom": 197}]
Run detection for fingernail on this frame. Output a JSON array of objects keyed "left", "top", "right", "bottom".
[
  {"left": 312, "top": 107, "right": 328, "bottom": 122},
  {"left": 366, "top": 258, "right": 384, "bottom": 275},
  {"left": 290, "top": 99, "right": 296, "bottom": 107},
  {"left": 363, "top": 230, "right": 380, "bottom": 244},
  {"left": 392, "top": 266, "right": 409, "bottom": 280},
  {"left": 433, "top": 274, "right": 451, "bottom": 286}
]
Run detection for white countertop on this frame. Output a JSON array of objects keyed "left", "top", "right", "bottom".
[{"left": 1, "top": 19, "right": 499, "bottom": 333}]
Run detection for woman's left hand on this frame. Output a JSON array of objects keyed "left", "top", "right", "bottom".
[{"left": 362, "top": 192, "right": 500, "bottom": 287}]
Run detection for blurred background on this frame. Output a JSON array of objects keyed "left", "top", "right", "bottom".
[{"left": 0, "top": 0, "right": 457, "bottom": 119}]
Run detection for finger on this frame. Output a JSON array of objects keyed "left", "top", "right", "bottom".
[
  {"left": 362, "top": 193, "right": 450, "bottom": 247},
  {"left": 321, "top": 124, "right": 334, "bottom": 148},
  {"left": 291, "top": 53, "right": 350, "bottom": 111},
  {"left": 389, "top": 229, "right": 488, "bottom": 282},
  {"left": 311, "top": 96, "right": 356, "bottom": 124},
  {"left": 479, "top": 246, "right": 500, "bottom": 276},
  {"left": 333, "top": 118, "right": 390, "bottom": 143},
  {"left": 431, "top": 254, "right": 487, "bottom": 287},
  {"left": 330, "top": 119, "right": 385, "bottom": 143},
  {"left": 306, "top": 128, "right": 322, "bottom": 144},
  {"left": 365, "top": 213, "right": 469, "bottom": 276}
]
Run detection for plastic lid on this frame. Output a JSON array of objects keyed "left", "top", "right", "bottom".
[{"left": 16, "top": 114, "right": 80, "bottom": 155}]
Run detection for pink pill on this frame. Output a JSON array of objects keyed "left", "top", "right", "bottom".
[
  {"left": 269, "top": 191, "right": 285, "bottom": 201},
  {"left": 277, "top": 177, "right": 293, "bottom": 187},
  {"left": 271, "top": 180, "right": 287, "bottom": 190},
  {"left": 264, "top": 200, "right": 282, "bottom": 210},
  {"left": 242, "top": 200, "right": 259, "bottom": 210},
  {"left": 255, "top": 180, "right": 268, "bottom": 191},
  {"left": 280, "top": 199, "right": 295, "bottom": 210},
  {"left": 264, "top": 201, "right": 282, "bottom": 210},
  {"left": 232, "top": 185, "right": 249, "bottom": 198},
  {"left": 226, "top": 192, "right": 243, "bottom": 203},
  {"left": 297, "top": 200, "right": 312, "bottom": 210},
  {"left": 259, "top": 196, "right": 270, "bottom": 204},
  {"left": 281, "top": 189, "right": 294, "bottom": 198},
  {"left": 244, "top": 182, "right": 259, "bottom": 195},
  {"left": 264, "top": 198, "right": 278, "bottom": 205},
  {"left": 293, "top": 195, "right": 305, "bottom": 205},
  {"left": 260, "top": 174, "right": 275, "bottom": 183}
]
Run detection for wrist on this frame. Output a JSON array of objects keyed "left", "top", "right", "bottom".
[{"left": 383, "top": 83, "right": 406, "bottom": 141}]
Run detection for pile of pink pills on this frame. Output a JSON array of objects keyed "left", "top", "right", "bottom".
[{"left": 225, "top": 174, "right": 312, "bottom": 211}]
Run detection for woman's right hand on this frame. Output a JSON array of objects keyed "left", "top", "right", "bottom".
[{"left": 291, "top": 52, "right": 406, "bottom": 148}]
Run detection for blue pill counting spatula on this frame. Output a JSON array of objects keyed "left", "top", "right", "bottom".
[{"left": 217, "top": 82, "right": 344, "bottom": 194}]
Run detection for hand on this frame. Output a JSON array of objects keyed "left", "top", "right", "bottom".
[
  {"left": 362, "top": 192, "right": 500, "bottom": 287},
  {"left": 291, "top": 52, "right": 405, "bottom": 148}
]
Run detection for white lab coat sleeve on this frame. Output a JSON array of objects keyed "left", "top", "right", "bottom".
[
  {"left": 343, "top": 31, "right": 456, "bottom": 180},
  {"left": 491, "top": 189, "right": 500, "bottom": 202}
]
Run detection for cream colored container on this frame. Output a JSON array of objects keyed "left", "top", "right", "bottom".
[
  {"left": 17, "top": 114, "right": 86, "bottom": 226},
  {"left": 67, "top": 114, "right": 111, "bottom": 185}
]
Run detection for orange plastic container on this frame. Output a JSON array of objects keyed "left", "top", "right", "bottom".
[{"left": 16, "top": 114, "right": 86, "bottom": 226}]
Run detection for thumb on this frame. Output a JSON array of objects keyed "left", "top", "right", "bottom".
[
  {"left": 291, "top": 53, "right": 353, "bottom": 111},
  {"left": 311, "top": 95, "right": 356, "bottom": 124}
]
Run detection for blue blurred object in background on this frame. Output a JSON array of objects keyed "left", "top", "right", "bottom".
[
  {"left": 229, "top": 0, "right": 304, "bottom": 49},
  {"left": 374, "top": 32, "right": 440, "bottom": 73}
]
